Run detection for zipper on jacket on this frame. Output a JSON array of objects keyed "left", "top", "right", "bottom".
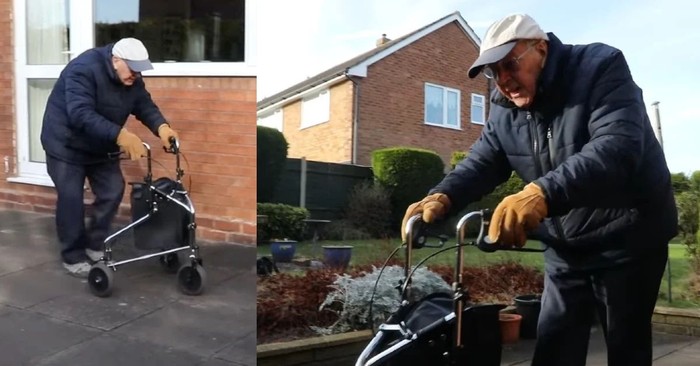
[
  {"left": 530, "top": 112, "right": 566, "bottom": 243},
  {"left": 544, "top": 123, "right": 567, "bottom": 242},
  {"left": 527, "top": 112, "right": 543, "bottom": 175}
]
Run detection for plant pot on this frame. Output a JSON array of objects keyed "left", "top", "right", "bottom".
[
  {"left": 270, "top": 240, "right": 297, "bottom": 263},
  {"left": 499, "top": 313, "right": 522, "bottom": 344},
  {"left": 514, "top": 294, "right": 541, "bottom": 339},
  {"left": 322, "top": 245, "right": 353, "bottom": 270}
]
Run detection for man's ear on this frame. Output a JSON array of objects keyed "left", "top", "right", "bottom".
[{"left": 536, "top": 40, "right": 548, "bottom": 57}]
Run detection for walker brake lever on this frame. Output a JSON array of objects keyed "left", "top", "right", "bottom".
[
  {"left": 475, "top": 209, "right": 546, "bottom": 253},
  {"left": 408, "top": 218, "right": 448, "bottom": 249},
  {"left": 163, "top": 136, "right": 179, "bottom": 154}
]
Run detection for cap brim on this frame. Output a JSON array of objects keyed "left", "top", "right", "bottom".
[
  {"left": 468, "top": 41, "right": 517, "bottom": 79},
  {"left": 124, "top": 59, "right": 153, "bottom": 72}
]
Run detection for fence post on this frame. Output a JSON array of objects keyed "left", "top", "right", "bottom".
[{"left": 300, "top": 157, "right": 307, "bottom": 209}]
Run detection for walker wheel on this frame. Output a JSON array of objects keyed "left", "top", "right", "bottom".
[
  {"left": 88, "top": 263, "right": 114, "bottom": 297},
  {"left": 159, "top": 253, "right": 180, "bottom": 273},
  {"left": 177, "top": 263, "right": 206, "bottom": 296}
]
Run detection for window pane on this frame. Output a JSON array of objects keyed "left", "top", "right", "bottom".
[
  {"left": 301, "top": 91, "right": 329, "bottom": 128},
  {"left": 471, "top": 94, "right": 485, "bottom": 124},
  {"left": 425, "top": 85, "right": 443, "bottom": 124},
  {"left": 28, "top": 79, "right": 56, "bottom": 163},
  {"left": 94, "top": 0, "right": 245, "bottom": 62},
  {"left": 446, "top": 91, "right": 458, "bottom": 126},
  {"left": 26, "top": 0, "right": 69, "bottom": 65},
  {"left": 471, "top": 105, "right": 484, "bottom": 123}
]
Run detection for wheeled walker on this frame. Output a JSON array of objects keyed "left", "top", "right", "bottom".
[
  {"left": 87, "top": 137, "right": 206, "bottom": 297},
  {"left": 355, "top": 209, "right": 545, "bottom": 366}
]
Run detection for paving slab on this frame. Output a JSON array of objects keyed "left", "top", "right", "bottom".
[
  {"left": 214, "top": 332, "right": 257, "bottom": 365},
  {"left": 32, "top": 333, "right": 204, "bottom": 366},
  {"left": 0, "top": 209, "right": 256, "bottom": 366},
  {"left": 0, "top": 307, "right": 101, "bottom": 365}
]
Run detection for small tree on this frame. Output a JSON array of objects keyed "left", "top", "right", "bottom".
[
  {"left": 671, "top": 172, "right": 691, "bottom": 195},
  {"left": 451, "top": 151, "right": 469, "bottom": 170},
  {"left": 257, "top": 126, "right": 288, "bottom": 202},
  {"left": 676, "top": 190, "right": 699, "bottom": 272},
  {"left": 344, "top": 181, "right": 393, "bottom": 238}
]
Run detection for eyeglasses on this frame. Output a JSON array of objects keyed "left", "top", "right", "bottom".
[{"left": 483, "top": 44, "right": 534, "bottom": 80}]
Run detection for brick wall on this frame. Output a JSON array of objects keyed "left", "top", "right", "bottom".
[
  {"left": 281, "top": 81, "right": 354, "bottom": 163},
  {"left": 356, "top": 21, "right": 489, "bottom": 168},
  {"left": 0, "top": 0, "right": 14, "bottom": 186},
  {"left": 0, "top": 1, "right": 256, "bottom": 245},
  {"left": 121, "top": 77, "right": 257, "bottom": 245}
]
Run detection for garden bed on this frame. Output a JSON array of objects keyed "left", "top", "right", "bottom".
[{"left": 257, "top": 260, "right": 544, "bottom": 345}]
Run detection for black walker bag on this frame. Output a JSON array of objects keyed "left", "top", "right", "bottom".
[{"left": 129, "top": 177, "right": 188, "bottom": 250}]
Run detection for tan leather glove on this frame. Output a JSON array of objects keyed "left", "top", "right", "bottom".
[
  {"left": 158, "top": 123, "right": 179, "bottom": 149},
  {"left": 401, "top": 193, "right": 451, "bottom": 242},
  {"left": 488, "top": 183, "right": 548, "bottom": 247},
  {"left": 116, "top": 129, "right": 146, "bottom": 161}
]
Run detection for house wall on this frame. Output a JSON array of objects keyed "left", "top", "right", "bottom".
[
  {"left": 0, "top": 1, "right": 256, "bottom": 245},
  {"left": 281, "top": 80, "right": 354, "bottom": 163},
  {"left": 356, "top": 21, "right": 489, "bottom": 168}
]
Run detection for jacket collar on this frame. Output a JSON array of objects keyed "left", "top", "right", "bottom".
[{"left": 491, "top": 32, "right": 567, "bottom": 112}]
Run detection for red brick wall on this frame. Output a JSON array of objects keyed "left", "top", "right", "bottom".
[
  {"left": 0, "top": 1, "right": 256, "bottom": 245},
  {"left": 356, "top": 21, "right": 489, "bottom": 168},
  {"left": 281, "top": 81, "right": 354, "bottom": 163},
  {"left": 0, "top": 0, "right": 14, "bottom": 183}
]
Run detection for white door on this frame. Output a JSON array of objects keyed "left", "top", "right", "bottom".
[{"left": 13, "top": 0, "right": 94, "bottom": 184}]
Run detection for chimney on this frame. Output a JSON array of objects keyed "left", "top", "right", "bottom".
[{"left": 376, "top": 33, "right": 391, "bottom": 47}]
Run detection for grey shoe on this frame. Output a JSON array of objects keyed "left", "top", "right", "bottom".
[
  {"left": 63, "top": 261, "right": 92, "bottom": 278},
  {"left": 86, "top": 248, "right": 104, "bottom": 262}
]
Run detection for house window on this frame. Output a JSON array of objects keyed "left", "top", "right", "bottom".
[
  {"left": 424, "top": 83, "right": 460, "bottom": 128},
  {"left": 301, "top": 90, "right": 330, "bottom": 129},
  {"left": 257, "top": 109, "right": 283, "bottom": 131},
  {"left": 12, "top": 0, "right": 256, "bottom": 185},
  {"left": 94, "top": 0, "right": 256, "bottom": 76},
  {"left": 471, "top": 94, "right": 485, "bottom": 125}
]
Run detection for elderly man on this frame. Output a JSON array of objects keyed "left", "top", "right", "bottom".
[
  {"left": 41, "top": 37, "right": 179, "bottom": 278},
  {"left": 402, "top": 14, "right": 676, "bottom": 366}
]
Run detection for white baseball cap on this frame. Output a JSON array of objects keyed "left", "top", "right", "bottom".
[
  {"left": 468, "top": 14, "right": 549, "bottom": 78},
  {"left": 112, "top": 38, "right": 153, "bottom": 72}
]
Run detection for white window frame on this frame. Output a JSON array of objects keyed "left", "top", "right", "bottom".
[
  {"left": 300, "top": 89, "right": 330, "bottom": 129},
  {"left": 471, "top": 93, "right": 486, "bottom": 125},
  {"left": 257, "top": 108, "right": 283, "bottom": 132},
  {"left": 424, "top": 82, "right": 461, "bottom": 129},
  {"left": 11, "top": 0, "right": 257, "bottom": 186}
]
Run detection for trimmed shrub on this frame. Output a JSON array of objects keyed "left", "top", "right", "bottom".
[
  {"left": 257, "top": 203, "right": 309, "bottom": 243},
  {"left": 257, "top": 126, "right": 288, "bottom": 203},
  {"left": 372, "top": 147, "right": 445, "bottom": 230}
]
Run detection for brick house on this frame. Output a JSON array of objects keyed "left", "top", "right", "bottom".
[
  {"left": 0, "top": 0, "right": 257, "bottom": 245},
  {"left": 257, "top": 11, "right": 491, "bottom": 169}
]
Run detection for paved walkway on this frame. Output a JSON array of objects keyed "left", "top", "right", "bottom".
[
  {"left": 0, "top": 209, "right": 255, "bottom": 365},
  {"left": 500, "top": 316, "right": 700, "bottom": 365}
]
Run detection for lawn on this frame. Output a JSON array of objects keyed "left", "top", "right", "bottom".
[{"left": 258, "top": 239, "right": 699, "bottom": 308}]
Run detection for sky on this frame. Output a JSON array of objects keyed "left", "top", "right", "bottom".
[{"left": 256, "top": 0, "right": 700, "bottom": 175}]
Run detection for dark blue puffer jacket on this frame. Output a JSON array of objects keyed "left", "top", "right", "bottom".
[
  {"left": 431, "top": 33, "right": 677, "bottom": 270},
  {"left": 41, "top": 43, "right": 166, "bottom": 164}
]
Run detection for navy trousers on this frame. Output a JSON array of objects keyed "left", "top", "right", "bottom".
[
  {"left": 46, "top": 155, "right": 125, "bottom": 264},
  {"left": 531, "top": 245, "right": 668, "bottom": 366}
]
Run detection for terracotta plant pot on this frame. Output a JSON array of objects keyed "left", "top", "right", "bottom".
[{"left": 499, "top": 313, "right": 522, "bottom": 344}]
